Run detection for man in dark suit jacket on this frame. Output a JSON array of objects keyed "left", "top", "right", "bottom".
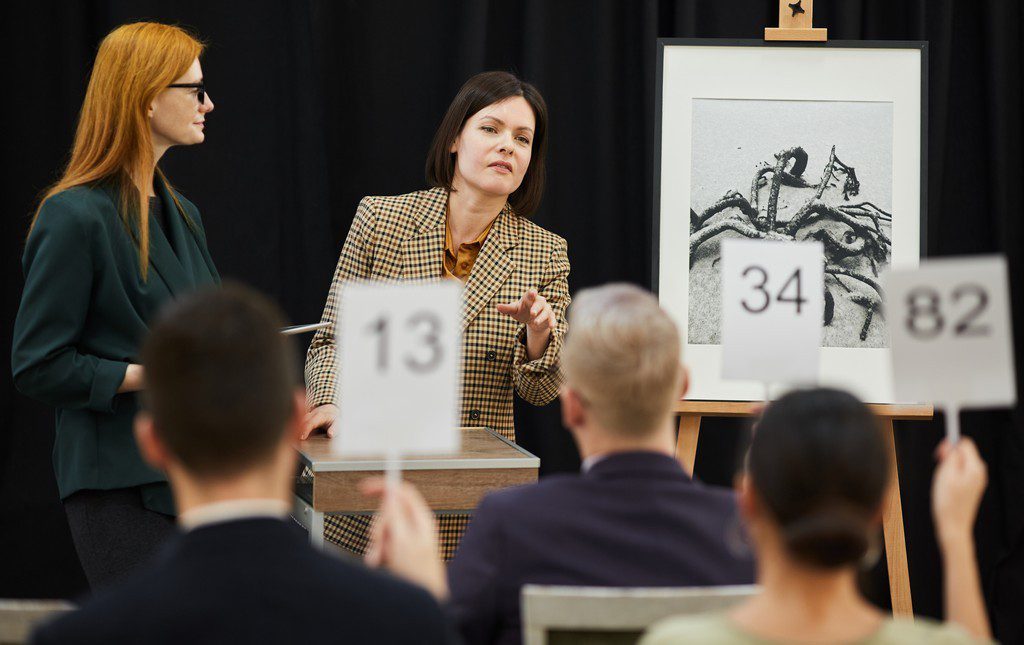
[
  {"left": 363, "top": 283, "right": 756, "bottom": 645},
  {"left": 32, "top": 285, "right": 451, "bottom": 645}
]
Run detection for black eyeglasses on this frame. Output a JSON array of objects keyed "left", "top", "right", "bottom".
[{"left": 167, "top": 82, "right": 206, "bottom": 105}]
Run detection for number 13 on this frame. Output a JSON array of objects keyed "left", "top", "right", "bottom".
[{"left": 366, "top": 311, "right": 444, "bottom": 373}]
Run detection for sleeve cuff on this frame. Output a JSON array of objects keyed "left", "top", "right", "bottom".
[
  {"left": 512, "top": 325, "right": 560, "bottom": 373},
  {"left": 89, "top": 359, "right": 129, "bottom": 412},
  {"left": 307, "top": 390, "right": 335, "bottom": 409}
]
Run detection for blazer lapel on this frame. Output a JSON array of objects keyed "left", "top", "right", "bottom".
[
  {"left": 156, "top": 179, "right": 219, "bottom": 286},
  {"left": 158, "top": 179, "right": 200, "bottom": 272},
  {"left": 400, "top": 188, "right": 447, "bottom": 281},
  {"left": 461, "top": 204, "right": 517, "bottom": 332},
  {"left": 146, "top": 180, "right": 194, "bottom": 295}
]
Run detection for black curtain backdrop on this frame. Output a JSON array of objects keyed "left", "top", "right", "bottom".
[{"left": 2, "top": 1, "right": 1022, "bottom": 641}]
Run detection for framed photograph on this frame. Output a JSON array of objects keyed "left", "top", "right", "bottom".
[{"left": 654, "top": 39, "right": 927, "bottom": 403}]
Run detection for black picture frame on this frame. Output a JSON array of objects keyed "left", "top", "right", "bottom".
[
  {"left": 652, "top": 38, "right": 928, "bottom": 402},
  {"left": 651, "top": 38, "right": 929, "bottom": 293}
]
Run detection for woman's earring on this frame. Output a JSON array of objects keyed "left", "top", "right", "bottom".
[
  {"left": 726, "top": 512, "right": 752, "bottom": 559},
  {"left": 860, "top": 530, "right": 882, "bottom": 570}
]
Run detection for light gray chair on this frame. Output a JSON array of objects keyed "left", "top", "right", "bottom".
[
  {"left": 0, "top": 600, "right": 74, "bottom": 645},
  {"left": 521, "top": 584, "right": 759, "bottom": 645}
]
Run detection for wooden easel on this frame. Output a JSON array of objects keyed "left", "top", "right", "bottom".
[
  {"left": 674, "top": 400, "right": 933, "bottom": 618},
  {"left": 765, "top": 0, "right": 828, "bottom": 41}
]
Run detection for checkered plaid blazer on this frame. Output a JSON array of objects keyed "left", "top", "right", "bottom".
[{"left": 305, "top": 186, "right": 570, "bottom": 442}]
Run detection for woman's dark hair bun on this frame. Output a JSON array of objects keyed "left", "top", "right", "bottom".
[
  {"left": 747, "top": 388, "right": 890, "bottom": 570},
  {"left": 781, "top": 508, "right": 871, "bottom": 568}
]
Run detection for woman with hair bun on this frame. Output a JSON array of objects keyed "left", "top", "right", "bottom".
[
  {"left": 643, "top": 388, "right": 993, "bottom": 644},
  {"left": 12, "top": 22, "right": 219, "bottom": 588}
]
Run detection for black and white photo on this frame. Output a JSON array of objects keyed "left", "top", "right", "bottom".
[{"left": 687, "top": 98, "right": 893, "bottom": 349}]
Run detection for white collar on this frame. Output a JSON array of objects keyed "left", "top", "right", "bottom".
[
  {"left": 178, "top": 498, "right": 290, "bottom": 531},
  {"left": 581, "top": 453, "right": 609, "bottom": 473}
]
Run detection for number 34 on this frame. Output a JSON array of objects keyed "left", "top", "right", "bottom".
[{"left": 741, "top": 266, "right": 807, "bottom": 314}]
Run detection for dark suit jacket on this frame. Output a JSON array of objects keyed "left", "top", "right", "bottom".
[
  {"left": 31, "top": 518, "right": 452, "bottom": 645},
  {"left": 12, "top": 178, "right": 219, "bottom": 513},
  {"left": 446, "top": 451, "right": 756, "bottom": 645}
]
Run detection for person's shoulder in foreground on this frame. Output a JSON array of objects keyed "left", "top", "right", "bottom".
[
  {"left": 449, "top": 451, "right": 753, "bottom": 605},
  {"left": 641, "top": 612, "right": 991, "bottom": 645},
  {"left": 467, "top": 447, "right": 742, "bottom": 528},
  {"left": 31, "top": 519, "right": 452, "bottom": 645},
  {"left": 31, "top": 281, "right": 454, "bottom": 645}
]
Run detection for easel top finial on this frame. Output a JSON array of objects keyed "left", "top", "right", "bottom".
[{"left": 766, "top": 0, "right": 828, "bottom": 42}]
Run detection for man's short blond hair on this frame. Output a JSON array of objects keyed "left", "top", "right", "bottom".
[{"left": 561, "top": 283, "right": 683, "bottom": 437}]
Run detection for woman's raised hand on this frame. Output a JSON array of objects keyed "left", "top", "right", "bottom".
[
  {"left": 496, "top": 288, "right": 555, "bottom": 333},
  {"left": 931, "top": 436, "right": 987, "bottom": 545},
  {"left": 497, "top": 289, "right": 556, "bottom": 361},
  {"left": 362, "top": 477, "right": 448, "bottom": 601}
]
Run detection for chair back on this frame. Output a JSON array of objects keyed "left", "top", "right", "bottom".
[
  {"left": 0, "top": 600, "right": 74, "bottom": 644},
  {"left": 521, "top": 584, "right": 759, "bottom": 645}
]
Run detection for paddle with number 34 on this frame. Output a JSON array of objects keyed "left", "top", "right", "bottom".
[{"left": 720, "top": 238, "right": 825, "bottom": 399}]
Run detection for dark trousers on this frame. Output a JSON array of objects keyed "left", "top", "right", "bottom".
[{"left": 63, "top": 487, "right": 175, "bottom": 592}]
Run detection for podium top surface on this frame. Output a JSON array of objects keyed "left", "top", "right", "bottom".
[{"left": 297, "top": 426, "right": 540, "bottom": 473}]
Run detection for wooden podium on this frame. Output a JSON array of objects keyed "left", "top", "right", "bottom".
[
  {"left": 674, "top": 400, "right": 933, "bottom": 618},
  {"left": 292, "top": 427, "right": 539, "bottom": 547}
]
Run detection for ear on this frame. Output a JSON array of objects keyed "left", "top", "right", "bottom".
[
  {"left": 134, "top": 412, "right": 170, "bottom": 472},
  {"left": 559, "top": 386, "right": 587, "bottom": 430},
  {"left": 735, "top": 472, "right": 758, "bottom": 522},
  {"left": 868, "top": 505, "right": 884, "bottom": 530},
  {"left": 285, "top": 388, "right": 307, "bottom": 444},
  {"left": 678, "top": 363, "right": 690, "bottom": 399},
  {"left": 559, "top": 386, "right": 572, "bottom": 428},
  {"left": 449, "top": 134, "right": 460, "bottom": 154}
]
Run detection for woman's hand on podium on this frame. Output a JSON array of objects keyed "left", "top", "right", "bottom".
[
  {"left": 361, "top": 477, "right": 449, "bottom": 601},
  {"left": 300, "top": 403, "right": 338, "bottom": 440}
]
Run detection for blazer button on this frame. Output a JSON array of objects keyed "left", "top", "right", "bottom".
[
  {"left": 469, "top": 409, "right": 481, "bottom": 421},
  {"left": 485, "top": 350, "right": 497, "bottom": 362}
]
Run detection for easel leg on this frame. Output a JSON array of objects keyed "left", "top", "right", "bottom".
[
  {"left": 675, "top": 414, "right": 701, "bottom": 476},
  {"left": 880, "top": 419, "right": 913, "bottom": 618}
]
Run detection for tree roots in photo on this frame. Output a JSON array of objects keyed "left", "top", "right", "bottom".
[{"left": 690, "top": 146, "right": 893, "bottom": 344}]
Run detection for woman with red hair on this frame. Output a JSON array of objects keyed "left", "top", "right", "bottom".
[{"left": 12, "top": 22, "right": 219, "bottom": 588}]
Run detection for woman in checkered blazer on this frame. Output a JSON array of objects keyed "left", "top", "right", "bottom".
[{"left": 302, "top": 71, "right": 570, "bottom": 557}]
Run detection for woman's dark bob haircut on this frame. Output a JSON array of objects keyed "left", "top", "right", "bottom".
[{"left": 426, "top": 71, "right": 548, "bottom": 218}]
